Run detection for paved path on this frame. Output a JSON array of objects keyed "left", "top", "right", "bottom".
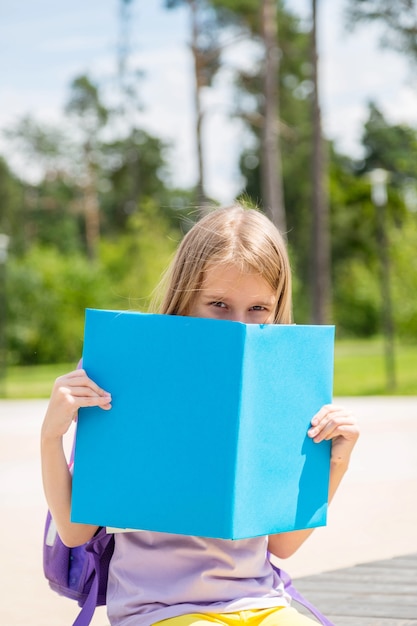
[
  {"left": 295, "top": 553, "right": 417, "bottom": 625},
  {"left": 1, "top": 397, "right": 417, "bottom": 625}
]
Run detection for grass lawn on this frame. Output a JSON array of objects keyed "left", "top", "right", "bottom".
[
  {"left": 1, "top": 362, "right": 75, "bottom": 399},
  {"left": 1, "top": 338, "right": 416, "bottom": 399},
  {"left": 334, "top": 337, "right": 417, "bottom": 396}
]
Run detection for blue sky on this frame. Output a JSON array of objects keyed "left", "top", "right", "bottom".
[{"left": 1, "top": 0, "right": 417, "bottom": 202}]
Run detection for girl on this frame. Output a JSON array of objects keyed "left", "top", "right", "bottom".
[{"left": 41, "top": 204, "right": 359, "bottom": 626}]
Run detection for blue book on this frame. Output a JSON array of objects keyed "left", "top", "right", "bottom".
[{"left": 71, "top": 309, "right": 334, "bottom": 539}]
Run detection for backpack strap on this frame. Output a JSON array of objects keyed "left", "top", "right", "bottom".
[
  {"left": 72, "top": 569, "right": 99, "bottom": 626},
  {"left": 72, "top": 531, "right": 114, "bottom": 626},
  {"left": 270, "top": 561, "right": 335, "bottom": 626}
]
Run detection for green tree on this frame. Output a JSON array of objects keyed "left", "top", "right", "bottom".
[
  {"left": 23, "top": 175, "right": 84, "bottom": 254},
  {"left": 6, "top": 200, "right": 182, "bottom": 365},
  {"left": 166, "top": 0, "right": 222, "bottom": 210},
  {"left": 0, "top": 157, "right": 26, "bottom": 253},
  {"left": 65, "top": 75, "right": 109, "bottom": 259},
  {"left": 329, "top": 149, "right": 381, "bottom": 336},
  {"left": 391, "top": 213, "right": 417, "bottom": 338},
  {"left": 330, "top": 104, "right": 417, "bottom": 339},
  {"left": 206, "top": 0, "right": 287, "bottom": 229},
  {"left": 99, "top": 200, "right": 181, "bottom": 311},
  {"left": 3, "top": 116, "right": 73, "bottom": 178},
  {"left": 1, "top": 66, "right": 193, "bottom": 365},
  {"left": 360, "top": 102, "right": 417, "bottom": 183},
  {"left": 310, "top": 0, "right": 331, "bottom": 325},
  {"left": 7, "top": 246, "right": 112, "bottom": 364},
  {"left": 100, "top": 129, "right": 168, "bottom": 232},
  {"left": 217, "top": 2, "right": 313, "bottom": 297},
  {"left": 259, "top": 0, "right": 286, "bottom": 231},
  {"left": 3, "top": 115, "right": 86, "bottom": 253}
]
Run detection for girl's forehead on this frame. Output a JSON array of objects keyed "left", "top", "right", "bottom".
[
  {"left": 203, "top": 261, "right": 255, "bottom": 281},
  {"left": 201, "top": 263, "right": 273, "bottom": 295}
]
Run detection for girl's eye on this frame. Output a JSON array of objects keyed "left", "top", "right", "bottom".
[
  {"left": 250, "top": 305, "right": 266, "bottom": 311},
  {"left": 210, "top": 301, "right": 227, "bottom": 308}
]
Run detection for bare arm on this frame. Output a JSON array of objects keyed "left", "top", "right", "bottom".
[
  {"left": 268, "top": 404, "right": 359, "bottom": 559},
  {"left": 41, "top": 369, "right": 112, "bottom": 547}
]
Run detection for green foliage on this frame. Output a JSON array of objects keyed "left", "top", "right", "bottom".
[
  {"left": 361, "top": 103, "right": 417, "bottom": 181},
  {"left": 3, "top": 116, "right": 73, "bottom": 174},
  {"left": 0, "top": 157, "right": 26, "bottom": 252},
  {"left": 98, "top": 200, "right": 181, "bottom": 312},
  {"left": 328, "top": 106, "right": 417, "bottom": 340},
  {"left": 7, "top": 246, "right": 112, "bottom": 364},
  {"left": 65, "top": 74, "right": 108, "bottom": 133},
  {"left": 1, "top": 66, "right": 193, "bottom": 366},
  {"left": 390, "top": 213, "right": 417, "bottom": 337},
  {"left": 330, "top": 181, "right": 417, "bottom": 341},
  {"left": 100, "top": 129, "right": 173, "bottom": 233},
  {"left": 25, "top": 176, "right": 84, "bottom": 254},
  {"left": 333, "top": 257, "right": 380, "bottom": 337},
  {"left": 5, "top": 199, "right": 182, "bottom": 365},
  {"left": 209, "top": 0, "right": 259, "bottom": 31}
]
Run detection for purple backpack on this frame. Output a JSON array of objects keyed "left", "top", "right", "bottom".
[{"left": 43, "top": 514, "right": 114, "bottom": 626}]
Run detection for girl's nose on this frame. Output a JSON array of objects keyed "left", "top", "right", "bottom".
[{"left": 231, "top": 310, "right": 248, "bottom": 324}]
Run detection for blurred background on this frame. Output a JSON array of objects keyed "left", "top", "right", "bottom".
[{"left": 1, "top": 0, "right": 417, "bottom": 397}]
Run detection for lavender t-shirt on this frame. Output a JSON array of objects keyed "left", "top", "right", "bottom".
[{"left": 107, "top": 531, "right": 290, "bottom": 626}]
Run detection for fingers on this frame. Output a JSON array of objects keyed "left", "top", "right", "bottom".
[
  {"left": 54, "top": 370, "right": 111, "bottom": 408},
  {"left": 52, "top": 370, "right": 112, "bottom": 417},
  {"left": 57, "top": 385, "right": 112, "bottom": 409},
  {"left": 308, "top": 404, "right": 359, "bottom": 444},
  {"left": 42, "top": 369, "right": 112, "bottom": 441},
  {"left": 57, "top": 369, "right": 110, "bottom": 400}
]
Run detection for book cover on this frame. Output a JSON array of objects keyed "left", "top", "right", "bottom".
[{"left": 71, "top": 309, "right": 334, "bottom": 539}]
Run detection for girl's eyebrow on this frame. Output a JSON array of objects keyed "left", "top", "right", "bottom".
[
  {"left": 206, "top": 297, "right": 227, "bottom": 303},
  {"left": 204, "top": 293, "right": 276, "bottom": 306},
  {"left": 251, "top": 300, "right": 276, "bottom": 309},
  {"left": 247, "top": 293, "right": 277, "bottom": 304},
  {"left": 203, "top": 292, "right": 227, "bottom": 300},
  {"left": 255, "top": 295, "right": 276, "bottom": 304}
]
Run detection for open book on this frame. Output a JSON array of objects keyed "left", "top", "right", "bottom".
[{"left": 72, "top": 309, "right": 334, "bottom": 539}]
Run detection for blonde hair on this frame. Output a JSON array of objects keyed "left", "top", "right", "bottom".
[{"left": 152, "top": 204, "right": 292, "bottom": 324}]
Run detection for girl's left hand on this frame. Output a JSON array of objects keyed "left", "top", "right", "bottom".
[{"left": 308, "top": 404, "right": 359, "bottom": 464}]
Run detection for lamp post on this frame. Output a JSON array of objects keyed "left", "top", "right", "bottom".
[
  {"left": 403, "top": 178, "right": 417, "bottom": 213},
  {"left": 369, "top": 169, "right": 396, "bottom": 392},
  {"left": 0, "top": 233, "right": 9, "bottom": 396}
]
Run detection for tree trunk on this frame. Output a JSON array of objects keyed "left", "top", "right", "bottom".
[
  {"left": 260, "top": 0, "right": 286, "bottom": 234},
  {"left": 310, "top": 0, "right": 331, "bottom": 324},
  {"left": 189, "top": 0, "right": 207, "bottom": 216},
  {"left": 84, "top": 141, "right": 100, "bottom": 260},
  {"left": 118, "top": 0, "right": 141, "bottom": 215}
]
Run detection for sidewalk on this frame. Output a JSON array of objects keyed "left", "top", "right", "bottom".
[{"left": 1, "top": 397, "right": 417, "bottom": 625}]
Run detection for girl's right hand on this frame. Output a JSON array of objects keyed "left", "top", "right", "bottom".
[{"left": 41, "top": 369, "right": 112, "bottom": 441}]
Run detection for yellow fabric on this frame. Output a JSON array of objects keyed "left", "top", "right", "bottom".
[{"left": 154, "top": 607, "right": 318, "bottom": 626}]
